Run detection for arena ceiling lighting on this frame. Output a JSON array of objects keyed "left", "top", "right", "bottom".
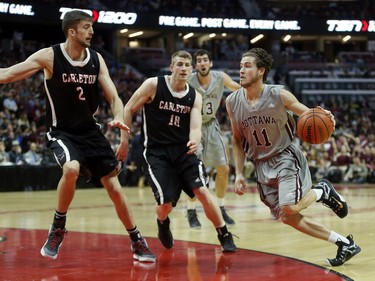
[
  {"left": 250, "top": 34, "right": 264, "bottom": 44},
  {"left": 342, "top": 35, "right": 351, "bottom": 42},
  {"left": 183, "top": 32, "right": 194, "bottom": 39},
  {"left": 283, "top": 34, "right": 291, "bottom": 42},
  {"left": 128, "top": 31, "right": 144, "bottom": 38}
]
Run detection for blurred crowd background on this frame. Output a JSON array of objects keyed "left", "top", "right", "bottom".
[{"left": 0, "top": 0, "right": 374, "bottom": 190}]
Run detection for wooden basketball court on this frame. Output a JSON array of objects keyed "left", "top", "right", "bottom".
[{"left": 0, "top": 183, "right": 373, "bottom": 280}]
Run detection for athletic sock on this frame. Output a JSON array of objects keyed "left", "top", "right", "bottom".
[
  {"left": 216, "top": 224, "right": 228, "bottom": 236},
  {"left": 187, "top": 200, "right": 196, "bottom": 210},
  {"left": 127, "top": 226, "right": 142, "bottom": 242},
  {"left": 312, "top": 188, "right": 323, "bottom": 201},
  {"left": 53, "top": 210, "right": 67, "bottom": 229},
  {"left": 328, "top": 231, "right": 350, "bottom": 244},
  {"left": 217, "top": 197, "right": 225, "bottom": 207}
]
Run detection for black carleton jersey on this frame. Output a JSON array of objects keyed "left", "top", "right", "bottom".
[
  {"left": 45, "top": 44, "right": 100, "bottom": 134},
  {"left": 141, "top": 76, "right": 196, "bottom": 147}
]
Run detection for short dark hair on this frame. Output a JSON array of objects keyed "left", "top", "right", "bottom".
[
  {"left": 193, "top": 49, "right": 212, "bottom": 64},
  {"left": 242, "top": 48, "right": 273, "bottom": 82},
  {"left": 62, "top": 10, "right": 92, "bottom": 38}
]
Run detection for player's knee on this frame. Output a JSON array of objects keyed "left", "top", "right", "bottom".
[
  {"left": 216, "top": 165, "right": 229, "bottom": 176},
  {"left": 194, "top": 187, "right": 211, "bottom": 204},
  {"left": 62, "top": 161, "right": 80, "bottom": 179},
  {"left": 157, "top": 203, "right": 173, "bottom": 219},
  {"left": 280, "top": 205, "right": 298, "bottom": 217}
]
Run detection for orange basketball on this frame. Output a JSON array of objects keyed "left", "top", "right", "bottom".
[{"left": 297, "top": 107, "right": 334, "bottom": 144}]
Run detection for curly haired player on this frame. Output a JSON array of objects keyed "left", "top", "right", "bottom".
[{"left": 226, "top": 47, "right": 361, "bottom": 266}]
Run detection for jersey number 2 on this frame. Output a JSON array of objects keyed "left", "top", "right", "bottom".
[{"left": 77, "top": 87, "right": 86, "bottom": 101}]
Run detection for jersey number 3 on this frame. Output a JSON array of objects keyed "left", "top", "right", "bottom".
[{"left": 202, "top": 101, "right": 213, "bottom": 115}]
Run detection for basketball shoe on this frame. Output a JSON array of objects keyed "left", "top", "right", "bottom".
[
  {"left": 220, "top": 206, "right": 235, "bottom": 225},
  {"left": 187, "top": 209, "right": 201, "bottom": 228},
  {"left": 157, "top": 217, "right": 174, "bottom": 249},
  {"left": 314, "top": 179, "right": 348, "bottom": 218},
  {"left": 326, "top": 235, "right": 361, "bottom": 266},
  {"left": 218, "top": 232, "right": 237, "bottom": 253},
  {"left": 131, "top": 238, "right": 156, "bottom": 262},
  {"left": 40, "top": 225, "right": 67, "bottom": 259}
]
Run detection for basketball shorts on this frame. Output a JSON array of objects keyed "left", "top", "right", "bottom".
[
  {"left": 143, "top": 144, "right": 209, "bottom": 206},
  {"left": 255, "top": 143, "right": 312, "bottom": 219},
  {"left": 46, "top": 128, "right": 121, "bottom": 185},
  {"left": 198, "top": 119, "right": 228, "bottom": 167}
]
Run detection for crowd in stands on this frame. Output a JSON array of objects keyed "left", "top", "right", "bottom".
[
  {"left": 1, "top": 49, "right": 375, "bottom": 187},
  {"left": 1, "top": 17, "right": 375, "bottom": 189},
  {"left": 217, "top": 92, "right": 375, "bottom": 185}
]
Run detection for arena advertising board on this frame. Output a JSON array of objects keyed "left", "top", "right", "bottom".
[{"left": 1, "top": 1, "right": 375, "bottom": 34}]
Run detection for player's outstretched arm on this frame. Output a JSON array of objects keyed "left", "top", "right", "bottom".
[{"left": 0, "top": 48, "right": 52, "bottom": 83}]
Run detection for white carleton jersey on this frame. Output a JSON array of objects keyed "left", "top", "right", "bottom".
[
  {"left": 188, "top": 71, "right": 224, "bottom": 124},
  {"left": 226, "top": 85, "right": 295, "bottom": 161}
]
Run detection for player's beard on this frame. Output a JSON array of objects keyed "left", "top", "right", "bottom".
[
  {"left": 240, "top": 72, "right": 261, "bottom": 88},
  {"left": 78, "top": 37, "right": 91, "bottom": 48},
  {"left": 83, "top": 40, "right": 91, "bottom": 48},
  {"left": 198, "top": 68, "right": 210, "bottom": 77}
]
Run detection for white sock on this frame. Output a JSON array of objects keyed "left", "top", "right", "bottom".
[
  {"left": 312, "top": 188, "right": 323, "bottom": 201},
  {"left": 187, "top": 200, "right": 196, "bottom": 210},
  {"left": 328, "top": 231, "right": 349, "bottom": 244},
  {"left": 217, "top": 197, "right": 225, "bottom": 207}
]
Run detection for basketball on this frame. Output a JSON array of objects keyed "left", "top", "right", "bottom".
[{"left": 297, "top": 107, "right": 334, "bottom": 144}]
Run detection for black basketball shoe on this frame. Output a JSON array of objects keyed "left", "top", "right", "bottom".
[
  {"left": 187, "top": 209, "right": 201, "bottom": 228},
  {"left": 326, "top": 235, "right": 361, "bottom": 266},
  {"left": 314, "top": 179, "right": 348, "bottom": 218},
  {"left": 157, "top": 217, "right": 174, "bottom": 249},
  {"left": 218, "top": 232, "right": 237, "bottom": 253}
]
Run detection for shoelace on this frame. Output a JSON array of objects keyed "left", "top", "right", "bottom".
[
  {"left": 336, "top": 244, "right": 347, "bottom": 261},
  {"left": 221, "top": 233, "right": 239, "bottom": 240},
  {"left": 319, "top": 184, "right": 342, "bottom": 210},
  {"left": 232, "top": 233, "right": 239, "bottom": 239},
  {"left": 133, "top": 240, "right": 152, "bottom": 255},
  {"left": 335, "top": 238, "right": 354, "bottom": 260},
  {"left": 318, "top": 183, "right": 330, "bottom": 200},
  {"left": 187, "top": 211, "right": 199, "bottom": 220},
  {"left": 322, "top": 196, "right": 343, "bottom": 212},
  {"left": 49, "top": 229, "right": 67, "bottom": 250}
]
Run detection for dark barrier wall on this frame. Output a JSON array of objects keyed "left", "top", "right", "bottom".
[
  {"left": 0, "top": 165, "right": 131, "bottom": 191},
  {"left": 0, "top": 165, "right": 98, "bottom": 191},
  {"left": 0, "top": 165, "right": 60, "bottom": 191}
]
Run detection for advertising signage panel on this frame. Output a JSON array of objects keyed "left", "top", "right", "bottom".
[{"left": 1, "top": 2, "right": 375, "bottom": 35}]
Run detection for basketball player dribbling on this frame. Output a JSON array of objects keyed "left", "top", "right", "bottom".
[{"left": 226, "top": 47, "right": 361, "bottom": 266}]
